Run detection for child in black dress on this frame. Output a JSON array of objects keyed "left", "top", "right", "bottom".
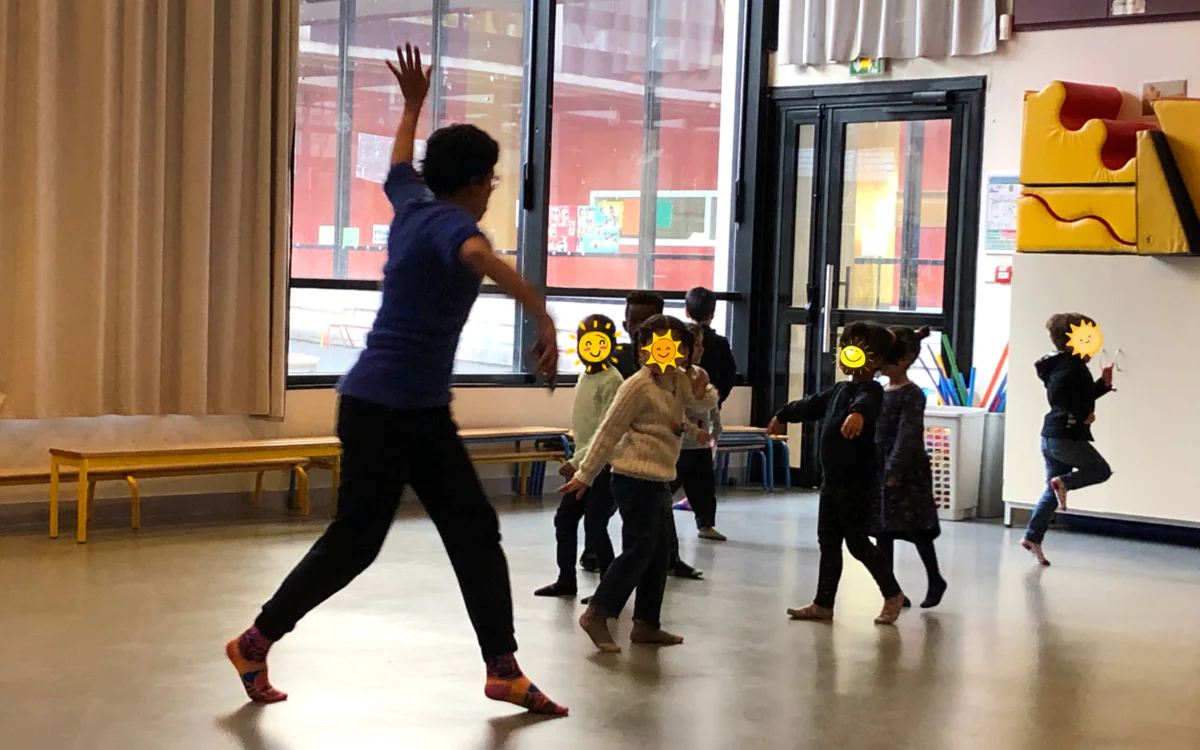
[
  {"left": 768, "top": 322, "right": 906, "bottom": 625},
  {"left": 873, "top": 326, "right": 947, "bottom": 609}
]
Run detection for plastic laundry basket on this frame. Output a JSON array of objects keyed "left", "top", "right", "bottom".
[{"left": 924, "top": 406, "right": 986, "bottom": 521}]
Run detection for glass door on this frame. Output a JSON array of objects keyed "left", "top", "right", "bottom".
[{"left": 761, "top": 79, "right": 985, "bottom": 487}]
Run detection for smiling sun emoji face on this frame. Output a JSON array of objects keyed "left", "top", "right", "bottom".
[
  {"left": 838, "top": 342, "right": 870, "bottom": 374},
  {"left": 643, "top": 330, "right": 684, "bottom": 373},
  {"left": 1066, "top": 321, "right": 1103, "bottom": 359},
  {"left": 567, "top": 316, "right": 620, "bottom": 374}
]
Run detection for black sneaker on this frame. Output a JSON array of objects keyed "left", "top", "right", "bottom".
[
  {"left": 580, "top": 553, "right": 601, "bottom": 573},
  {"left": 670, "top": 561, "right": 704, "bottom": 580}
]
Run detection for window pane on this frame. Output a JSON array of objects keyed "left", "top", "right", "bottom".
[
  {"left": 548, "top": 0, "right": 739, "bottom": 292},
  {"left": 293, "top": 0, "right": 526, "bottom": 282},
  {"left": 547, "top": 296, "right": 729, "bottom": 374},
  {"left": 838, "top": 119, "right": 951, "bottom": 313},
  {"left": 288, "top": 288, "right": 517, "bottom": 376}
]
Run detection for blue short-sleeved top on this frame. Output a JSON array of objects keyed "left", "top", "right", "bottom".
[{"left": 337, "top": 162, "right": 484, "bottom": 409}]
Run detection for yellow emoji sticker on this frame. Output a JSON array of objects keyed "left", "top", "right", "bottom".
[
  {"left": 1066, "top": 321, "right": 1103, "bottom": 359},
  {"left": 642, "top": 330, "right": 684, "bottom": 373},
  {"left": 839, "top": 343, "right": 871, "bottom": 372}
]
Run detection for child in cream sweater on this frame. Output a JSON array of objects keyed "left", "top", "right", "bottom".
[{"left": 561, "top": 314, "right": 717, "bottom": 652}]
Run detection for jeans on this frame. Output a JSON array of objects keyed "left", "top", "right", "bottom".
[
  {"left": 670, "top": 448, "right": 718, "bottom": 529},
  {"left": 589, "top": 474, "right": 674, "bottom": 628},
  {"left": 814, "top": 486, "right": 902, "bottom": 609},
  {"left": 1024, "top": 436, "right": 1112, "bottom": 544},
  {"left": 255, "top": 396, "right": 518, "bottom": 660},
  {"left": 554, "top": 467, "right": 615, "bottom": 583}
]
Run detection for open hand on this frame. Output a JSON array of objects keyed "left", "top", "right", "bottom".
[
  {"left": 559, "top": 476, "right": 590, "bottom": 497},
  {"left": 1101, "top": 364, "right": 1114, "bottom": 387},
  {"left": 696, "top": 430, "right": 711, "bottom": 445},
  {"left": 558, "top": 462, "right": 576, "bottom": 479},
  {"left": 1085, "top": 412, "right": 1096, "bottom": 425},
  {"left": 688, "top": 366, "right": 710, "bottom": 392},
  {"left": 767, "top": 417, "right": 786, "bottom": 436},
  {"left": 386, "top": 43, "right": 432, "bottom": 107},
  {"left": 841, "top": 413, "right": 864, "bottom": 439}
]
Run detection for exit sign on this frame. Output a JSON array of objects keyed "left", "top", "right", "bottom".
[{"left": 850, "top": 57, "right": 886, "bottom": 76}]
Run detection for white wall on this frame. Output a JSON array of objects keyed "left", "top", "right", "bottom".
[
  {"left": 0, "top": 385, "right": 752, "bottom": 505},
  {"left": 772, "top": 4, "right": 1200, "bottom": 390},
  {"left": 1006, "top": 253, "right": 1200, "bottom": 524}
]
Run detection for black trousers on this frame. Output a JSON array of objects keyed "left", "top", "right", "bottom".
[
  {"left": 590, "top": 474, "right": 673, "bottom": 628},
  {"left": 554, "top": 467, "right": 615, "bottom": 583},
  {"left": 670, "top": 448, "right": 718, "bottom": 529},
  {"left": 814, "top": 486, "right": 902, "bottom": 610},
  {"left": 255, "top": 396, "right": 518, "bottom": 660}
]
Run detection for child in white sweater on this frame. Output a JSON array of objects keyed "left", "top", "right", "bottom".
[{"left": 561, "top": 315, "right": 718, "bottom": 652}]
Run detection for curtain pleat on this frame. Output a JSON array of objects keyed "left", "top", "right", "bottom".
[
  {"left": 0, "top": 0, "right": 297, "bottom": 419},
  {"left": 784, "top": 0, "right": 997, "bottom": 66}
]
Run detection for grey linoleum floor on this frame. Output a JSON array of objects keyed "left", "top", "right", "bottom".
[{"left": 1, "top": 492, "right": 1199, "bottom": 750}]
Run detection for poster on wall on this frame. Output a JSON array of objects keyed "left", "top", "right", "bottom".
[
  {"left": 547, "top": 206, "right": 576, "bottom": 254},
  {"left": 576, "top": 202, "right": 622, "bottom": 253},
  {"left": 984, "top": 174, "right": 1019, "bottom": 254}
]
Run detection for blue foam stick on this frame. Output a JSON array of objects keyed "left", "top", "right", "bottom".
[
  {"left": 990, "top": 374, "right": 1008, "bottom": 411},
  {"left": 967, "top": 367, "right": 977, "bottom": 407},
  {"left": 941, "top": 377, "right": 959, "bottom": 406},
  {"left": 955, "top": 372, "right": 968, "bottom": 406}
]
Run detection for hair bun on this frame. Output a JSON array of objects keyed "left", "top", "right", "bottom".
[{"left": 915, "top": 326, "right": 931, "bottom": 341}]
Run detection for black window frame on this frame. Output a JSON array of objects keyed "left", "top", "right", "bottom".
[{"left": 287, "top": 0, "right": 759, "bottom": 390}]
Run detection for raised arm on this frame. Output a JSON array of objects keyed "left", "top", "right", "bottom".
[
  {"left": 385, "top": 43, "right": 431, "bottom": 165},
  {"left": 460, "top": 235, "right": 557, "bottom": 382}
]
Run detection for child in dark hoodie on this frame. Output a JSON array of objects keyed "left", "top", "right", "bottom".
[{"left": 1022, "top": 312, "right": 1115, "bottom": 566}]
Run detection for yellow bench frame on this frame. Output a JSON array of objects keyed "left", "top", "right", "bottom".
[{"left": 49, "top": 438, "right": 342, "bottom": 543}]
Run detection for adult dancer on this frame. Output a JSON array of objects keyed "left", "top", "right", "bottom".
[{"left": 226, "top": 44, "right": 567, "bottom": 717}]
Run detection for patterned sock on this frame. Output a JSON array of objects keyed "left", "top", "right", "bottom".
[
  {"left": 226, "top": 626, "right": 288, "bottom": 704},
  {"left": 483, "top": 654, "right": 568, "bottom": 716}
]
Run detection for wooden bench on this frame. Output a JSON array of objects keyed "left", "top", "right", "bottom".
[
  {"left": 460, "top": 427, "right": 571, "bottom": 496},
  {"left": 49, "top": 438, "right": 342, "bottom": 543},
  {"left": 716, "top": 427, "right": 792, "bottom": 491}
]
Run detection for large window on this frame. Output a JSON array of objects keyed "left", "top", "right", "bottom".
[{"left": 289, "top": 0, "right": 744, "bottom": 383}]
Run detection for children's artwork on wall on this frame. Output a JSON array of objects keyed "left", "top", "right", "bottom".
[
  {"left": 984, "top": 174, "right": 1019, "bottom": 254},
  {"left": 576, "top": 203, "right": 622, "bottom": 253},
  {"left": 548, "top": 205, "right": 576, "bottom": 254}
]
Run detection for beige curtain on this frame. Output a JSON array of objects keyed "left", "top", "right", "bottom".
[
  {"left": 0, "top": 0, "right": 297, "bottom": 419},
  {"left": 783, "top": 0, "right": 997, "bottom": 65}
]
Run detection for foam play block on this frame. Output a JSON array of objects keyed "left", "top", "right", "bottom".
[
  {"left": 1016, "top": 187, "right": 1137, "bottom": 253},
  {"left": 1020, "top": 81, "right": 1156, "bottom": 186}
]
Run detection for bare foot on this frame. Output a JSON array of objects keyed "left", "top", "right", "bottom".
[
  {"left": 1022, "top": 538, "right": 1051, "bottom": 567},
  {"left": 787, "top": 603, "right": 834, "bottom": 621},
  {"left": 578, "top": 608, "right": 621, "bottom": 653},
  {"left": 630, "top": 621, "right": 684, "bottom": 646},
  {"left": 874, "top": 593, "right": 906, "bottom": 625},
  {"left": 1049, "top": 477, "right": 1069, "bottom": 510}
]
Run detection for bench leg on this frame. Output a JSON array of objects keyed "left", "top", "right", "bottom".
[
  {"left": 330, "top": 456, "right": 341, "bottom": 517},
  {"left": 49, "top": 457, "right": 60, "bottom": 539},
  {"left": 295, "top": 466, "right": 310, "bottom": 517},
  {"left": 76, "top": 463, "right": 89, "bottom": 544},
  {"left": 125, "top": 476, "right": 140, "bottom": 530},
  {"left": 253, "top": 471, "right": 265, "bottom": 508}
]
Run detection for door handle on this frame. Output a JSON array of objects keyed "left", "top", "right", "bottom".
[{"left": 821, "top": 264, "right": 834, "bottom": 353}]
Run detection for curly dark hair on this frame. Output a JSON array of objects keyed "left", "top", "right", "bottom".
[
  {"left": 840, "top": 321, "right": 895, "bottom": 369},
  {"left": 420, "top": 124, "right": 499, "bottom": 197},
  {"left": 625, "top": 290, "right": 665, "bottom": 315},
  {"left": 1046, "top": 312, "right": 1097, "bottom": 352}
]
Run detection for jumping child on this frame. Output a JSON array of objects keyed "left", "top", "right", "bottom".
[
  {"left": 768, "top": 322, "right": 906, "bottom": 625},
  {"left": 873, "top": 326, "right": 947, "bottom": 609},
  {"left": 1022, "top": 312, "right": 1115, "bottom": 566},
  {"left": 563, "top": 315, "right": 717, "bottom": 652}
]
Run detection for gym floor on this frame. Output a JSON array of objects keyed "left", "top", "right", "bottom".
[{"left": 2, "top": 493, "right": 1197, "bottom": 749}]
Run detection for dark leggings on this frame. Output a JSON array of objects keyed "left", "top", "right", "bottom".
[
  {"left": 814, "top": 487, "right": 902, "bottom": 609},
  {"left": 589, "top": 474, "right": 674, "bottom": 628},
  {"left": 255, "top": 396, "right": 518, "bottom": 660},
  {"left": 876, "top": 533, "right": 943, "bottom": 587},
  {"left": 553, "top": 467, "right": 615, "bottom": 583}
]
